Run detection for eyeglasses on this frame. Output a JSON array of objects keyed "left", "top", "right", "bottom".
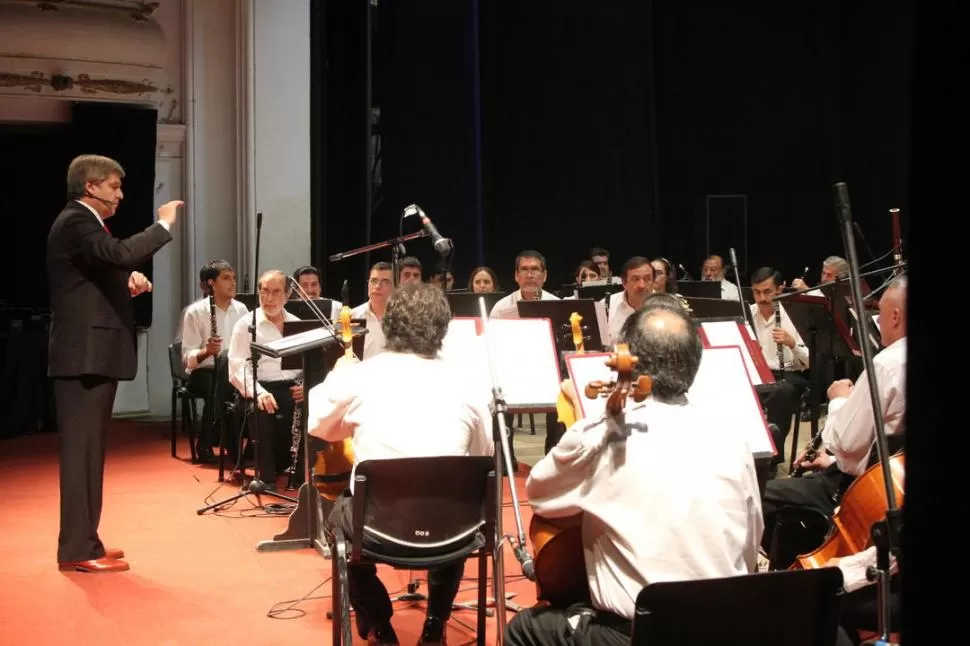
[
  {"left": 368, "top": 278, "right": 392, "bottom": 287},
  {"left": 259, "top": 288, "right": 286, "bottom": 298},
  {"left": 517, "top": 266, "right": 544, "bottom": 275}
]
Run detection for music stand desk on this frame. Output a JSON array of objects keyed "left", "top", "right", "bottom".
[
  {"left": 447, "top": 291, "right": 507, "bottom": 318},
  {"left": 285, "top": 299, "right": 335, "bottom": 321},
  {"left": 676, "top": 281, "right": 721, "bottom": 299},
  {"left": 516, "top": 299, "right": 605, "bottom": 353}
]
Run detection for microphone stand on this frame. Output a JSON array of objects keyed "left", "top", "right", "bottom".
[
  {"left": 728, "top": 247, "right": 756, "bottom": 331},
  {"left": 833, "top": 182, "right": 900, "bottom": 646},
  {"left": 328, "top": 230, "right": 430, "bottom": 275},
  {"left": 198, "top": 213, "right": 298, "bottom": 514},
  {"left": 476, "top": 296, "right": 533, "bottom": 643}
]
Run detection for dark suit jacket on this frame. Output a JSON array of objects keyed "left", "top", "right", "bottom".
[{"left": 47, "top": 200, "right": 173, "bottom": 380}]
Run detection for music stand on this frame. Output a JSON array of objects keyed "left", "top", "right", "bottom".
[
  {"left": 251, "top": 321, "right": 367, "bottom": 554},
  {"left": 447, "top": 291, "right": 506, "bottom": 318},
  {"left": 285, "top": 298, "right": 335, "bottom": 321},
  {"left": 236, "top": 292, "right": 259, "bottom": 311},
  {"left": 577, "top": 282, "right": 624, "bottom": 302},
  {"left": 676, "top": 280, "right": 722, "bottom": 299},
  {"left": 516, "top": 299, "right": 606, "bottom": 354},
  {"left": 684, "top": 297, "right": 746, "bottom": 320}
]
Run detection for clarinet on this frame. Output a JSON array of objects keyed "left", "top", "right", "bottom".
[
  {"left": 209, "top": 294, "right": 217, "bottom": 340},
  {"left": 773, "top": 300, "right": 784, "bottom": 370},
  {"left": 284, "top": 376, "right": 303, "bottom": 490},
  {"left": 792, "top": 432, "right": 823, "bottom": 478}
]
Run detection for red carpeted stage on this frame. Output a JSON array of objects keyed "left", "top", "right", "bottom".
[{"left": 0, "top": 421, "right": 538, "bottom": 645}]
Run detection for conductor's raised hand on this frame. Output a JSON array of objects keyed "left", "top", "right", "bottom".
[{"left": 157, "top": 200, "right": 184, "bottom": 226}]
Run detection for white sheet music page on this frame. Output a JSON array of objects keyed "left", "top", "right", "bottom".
[
  {"left": 564, "top": 353, "right": 616, "bottom": 422},
  {"left": 263, "top": 326, "right": 337, "bottom": 354},
  {"left": 594, "top": 300, "right": 610, "bottom": 347},
  {"left": 698, "top": 321, "right": 763, "bottom": 385},
  {"left": 688, "top": 346, "right": 775, "bottom": 458},
  {"left": 439, "top": 317, "right": 561, "bottom": 412}
]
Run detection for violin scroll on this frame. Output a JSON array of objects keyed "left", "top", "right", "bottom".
[{"left": 582, "top": 343, "right": 652, "bottom": 416}]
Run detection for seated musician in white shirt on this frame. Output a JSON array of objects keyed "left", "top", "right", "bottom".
[
  {"left": 181, "top": 260, "right": 250, "bottom": 461},
  {"left": 307, "top": 283, "right": 493, "bottom": 646},
  {"left": 606, "top": 256, "right": 654, "bottom": 344},
  {"left": 506, "top": 298, "right": 763, "bottom": 646},
  {"left": 350, "top": 261, "right": 393, "bottom": 359},
  {"left": 226, "top": 270, "right": 303, "bottom": 488},
  {"left": 750, "top": 266, "right": 811, "bottom": 467},
  {"left": 292, "top": 264, "right": 343, "bottom": 320},
  {"left": 701, "top": 254, "right": 741, "bottom": 300},
  {"left": 489, "top": 250, "right": 560, "bottom": 316},
  {"left": 791, "top": 255, "right": 849, "bottom": 296}
]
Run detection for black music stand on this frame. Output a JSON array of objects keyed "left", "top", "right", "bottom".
[
  {"left": 577, "top": 283, "right": 624, "bottom": 302},
  {"left": 447, "top": 291, "right": 507, "bottom": 318},
  {"left": 684, "top": 297, "right": 745, "bottom": 320},
  {"left": 236, "top": 292, "right": 259, "bottom": 311},
  {"left": 676, "top": 280, "right": 722, "bottom": 299},
  {"left": 775, "top": 294, "right": 833, "bottom": 473},
  {"left": 516, "top": 299, "right": 605, "bottom": 354},
  {"left": 252, "top": 321, "right": 367, "bottom": 555},
  {"left": 285, "top": 298, "right": 335, "bottom": 321}
]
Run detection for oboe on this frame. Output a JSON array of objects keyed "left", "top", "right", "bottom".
[
  {"left": 284, "top": 376, "right": 303, "bottom": 490},
  {"left": 773, "top": 300, "right": 784, "bottom": 370},
  {"left": 890, "top": 207, "right": 903, "bottom": 276}
]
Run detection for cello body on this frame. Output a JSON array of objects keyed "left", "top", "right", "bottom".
[
  {"left": 792, "top": 451, "right": 905, "bottom": 570},
  {"left": 312, "top": 439, "right": 355, "bottom": 501},
  {"left": 529, "top": 513, "right": 589, "bottom": 606}
]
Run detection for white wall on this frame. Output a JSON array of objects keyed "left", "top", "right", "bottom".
[
  {"left": 0, "top": 0, "right": 314, "bottom": 419},
  {"left": 251, "top": 0, "right": 312, "bottom": 278}
]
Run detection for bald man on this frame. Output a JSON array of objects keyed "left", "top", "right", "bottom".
[{"left": 761, "top": 275, "right": 906, "bottom": 585}]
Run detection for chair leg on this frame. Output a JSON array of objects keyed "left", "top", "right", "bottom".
[
  {"left": 528, "top": 413, "right": 536, "bottom": 435},
  {"left": 335, "top": 540, "right": 353, "bottom": 646},
  {"left": 182, "top": 398, "right": 198, "bottom": 463},
  {"left": 171, "top": 387, "right": 178, "bottom": 458},
  {"left": 477, "top": 552, "right": 487, "bottom": 646},
  {"left": 331, "top": 544, "right": 341, "bottom": 646}
]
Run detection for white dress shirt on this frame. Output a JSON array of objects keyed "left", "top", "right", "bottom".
[
  {"left": 227, "top": 307, "right": 302, "bottom": 398},
  {"left": 821, "top": 336, "right": 906, "bottom": 477},
  {"left": 720, "top": 279, "right": 741, "bottom": 301},
  {"left": 607, "top": 291, "right": 637, "bottom": 345},
  {"left": 181, "top": 297, "right": 250, "bottom": 371},
  {"left": 307, "top": 351, "right": 494, "bottom": 493},
  {"left": 350, "top": 301, "right": 386, "bottom": 360},
  {"left": 836, "top": 545, "right": 899, "bottom": 594},
  {"left": 750, "top": 303, "right": 810, "bottom": 371},
  {"left": 489, "top": 289, "right": 560, "bottom": 317},
  {"left": 527, "top": 398, "right": 763, "bottom": 620}
]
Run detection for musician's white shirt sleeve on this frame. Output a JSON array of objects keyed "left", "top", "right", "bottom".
[
  {"left": 307, "top": 351, "right": 493, "bottom": 493},
  {"left": 527, "top": 398, "right": 762, "bottom": 620},
  {"left": 720, "top": 279, "right": 741, "bottom": 301},
  {"left": 836, "top": 546, "right": 898, "bottom": 593},
  {"left": 750, "top": 303, "right": 810, "bottom": 371},
  {"left": 821, "top": 337, "right": 907, "bottom": 477}
]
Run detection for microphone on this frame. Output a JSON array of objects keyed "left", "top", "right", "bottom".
[
  {"left": 403, "top": 204, "right": 453, "bottom": 255},
  {"left": 677, "top": 263, "right": 694, "bottom": 281},
  {"left": 85, "top": 193, "right": 118, "bottom": 208},
  {"left": 728, "top": 247, "right": 740, "bottom": 277},
  {"left": 257, "top": 211, "right": 263, "bottom": 229},
  {"left": 341, "top": 279, "right": 349, "bottom": 305},
  {"left": 513, "top": 542, "right": 536, "bottom": 581}
]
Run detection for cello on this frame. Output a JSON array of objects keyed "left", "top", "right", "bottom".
[
  {"left": 529, "top": 344, "right": 652, "bottom": 606},
  {"left": 310, "top": 305, "right": 357, "bottom": 501},
  {"left": 791, "top": 451, "right": 905, "bottom": 570}
]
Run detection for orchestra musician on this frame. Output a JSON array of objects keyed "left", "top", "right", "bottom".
[
  {"left": 590, "top": 247, "right": 621, "bottom": 284},
  {"left": 700, "top": 254, "right": 741, "bottom": 300},
  {"left": 180, "top": 260, "right": 249, "bottom": 462},
  {"left": 351, "top": 261, "right": 393, "bottom": 359},
  {"left": 226, "top": 270, "right": 304, "bottom": 488},
  {"left": 749, "top": 266, "right": 811, "bottom": 468},
  {"left": 791, "top": 255, "right": 849, "bottom": 296},
  {"left": 307, "top": 283, "right": 492, "bottom": 646},
  {"left": 506, "top": 297, "right": 763, "bottom": 646},
  {"left": 468, "top": 266, "right": 499, "bottom": 293},
  {"left": 762, "top": 275, "right": 906, "bottom": 641},
  {"left": 292, "top": 264, "right": 343, "bottom": 319},
  {"left": 399, "top": 256, "right": 424, "bottom": 285},
  {"left": 605, "top": 257, "right": 654, "bottom": 345}
]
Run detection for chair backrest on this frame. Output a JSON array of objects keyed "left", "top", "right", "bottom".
[
  {"left": 352, "top": 456, "right": 496, "bottom": 559},
  {"left": 631, "top": 568, "right": 844, "bottom": 646},
  {"left": 168, "top": 342, "right": 189, "bottom": 382}
]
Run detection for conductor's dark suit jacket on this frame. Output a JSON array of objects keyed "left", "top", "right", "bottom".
[{"left": 47, "top": 201, "right": 173, "bottom": 380}]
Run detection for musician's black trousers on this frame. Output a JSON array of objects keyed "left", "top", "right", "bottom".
[
  {"left": 327, "top": 494, "right": 464, "bottom": 639},
  {"left": 761, "top": 370, "right": 810, "bottom": 463},
  {"left": 760, "top": 466, "right": 845, "bottom": 557},
  {"left": 504, "top": 604, "right": 630, "bottom": 646},
  {"left": 246, "top": 380, "right": 296, "bottom": 483}
]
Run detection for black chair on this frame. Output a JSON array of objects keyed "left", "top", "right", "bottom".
[
  {"left": 631, "top": 568, "right": 844, "bottom": 646},
  {"left": 768, "top": 505, "right": 833, "bottom": 571},
  {"left": 167, "top": 342, "right": 202, "bottom": 461},
  {"left": 330, "top": 456, "right": 497, "bottom": 646}
]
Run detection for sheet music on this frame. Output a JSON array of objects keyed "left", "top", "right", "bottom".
[
  {"left": 698, "top": 321, "right": 763, "bottom": 385},
  {"left": 565, "top": 347, "right": 775, "bottom": 458},
  {"left": 594, "top": 300, "right": 610, "bottom": 347},
  {"left": 689, "top": 346, "right": 775, "bottom": 457},
  {"left": 439, "top": 317, "right": 561, "bottom": 411},
  {"left": 256, "top": 326, "right": 338, "bottom": 356}
]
